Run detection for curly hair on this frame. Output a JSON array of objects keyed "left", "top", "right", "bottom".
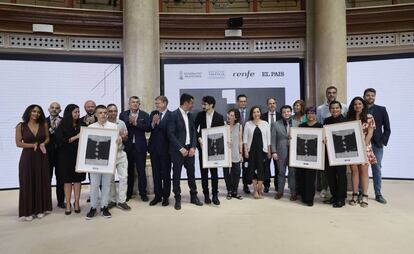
[{"left": 21, "top": 104, "right": 46, "bottom": 124}]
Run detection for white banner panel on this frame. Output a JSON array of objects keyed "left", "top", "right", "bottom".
[
  {"left": 347, "top": 56, "right": 414, "bottom": 179},
  {"left": 0, "top": 59, "right": 122, "bottom": 189}
]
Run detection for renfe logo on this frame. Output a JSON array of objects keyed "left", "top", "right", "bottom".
[{"left": 232, "top": 70, "right": 255, "bottom": 79}]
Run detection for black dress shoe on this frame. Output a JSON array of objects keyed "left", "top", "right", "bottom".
[
  {"left": 57, "top": 203, "right": 66, "bottom": 209},
  {"left": 126, "top": 195, "right": 131, "bottom": 202},
  {"left": 174, "top": 201, "right": 181, "bottom": 210},
  {"left": 212, "top": 196, "right": 220, "bottom": 205},
  {"left": 191, "top": 197, "right": 203, "bottom": 206},
  {"left": 323, "top": 197, "right": 335, "bottom": 204},
  {"left": 162, "top": 198, "right": 169, "bottom": 207},
  {"left": 333, "top": 200, "right": 345, "bottom": 208},
  {"left": 204, "top": 195, "right": 212, "bottom": 204},
  {"left": 149, "top": 198, "right": 161, "bottom": 206},
  {"left": 141, "top": 195, "right": 149, "bottom": 202},
  {"left": 264, "top": 187, "right": 270, "bottom": 193},
  {"left": 243, "top": 185, "right": 251, "bottom": 194}
]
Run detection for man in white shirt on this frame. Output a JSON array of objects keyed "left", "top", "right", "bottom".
[
  {"left": 107, "top": 104, "right": 131, "bottom": 211},
  {"left": 86, "top": 105, "right": 121, "bottom": 220}
]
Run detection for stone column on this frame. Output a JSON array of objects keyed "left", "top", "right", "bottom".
[
  {"left": 313, "top": 0, "right": 347, "bottom": 104},
  {"left": 123, "top": 0, "right": 160, "bottom": 111},
  {"left": 124, "top": 0, "right": 160, "bottom": 195}
]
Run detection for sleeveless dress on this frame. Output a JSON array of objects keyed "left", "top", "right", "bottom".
[{"left": 18, "top": 123, "right": 52, "bottom": 217}]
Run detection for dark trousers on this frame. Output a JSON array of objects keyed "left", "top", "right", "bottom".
[
  {"left": 326, "top": 165, "right": 347, "bottom": 202},
  {"left": 150, "top": 151, "right": 171, "bottom": 200},
  {"left": 126, "top": 147, "right": 147, "bottom": 198},
  {"left": 171, "top": 152, "right": 197, "bottom": 200},
  {"left": 49, "top": 153, "right": 64, "bottom": 205},
  {"left": 198, "top": 151, "right": 218, "bottom": 196},
  {"left": 264, "top": 158, "right": 279, "bottom": 191},
  {"left": 223, "top": 162, "right": 241, "bottom": 194},
  {"left": 242, "top": 154, "right": 251, "bottom": 186},
  {"left": 296, "top": 168, "right": 316, "bottom": 203}
]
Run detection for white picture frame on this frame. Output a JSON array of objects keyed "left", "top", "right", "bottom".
[
  {"left": 289, "top": 127, "right": 325, "bottom": 170},
  {"left": 201, "top": 125, "right": 232, "bottom": 168},
  {"left": 324, "top": 120, "right": 368, "bottom": 166},
  {"left": 75, "top": 126, "right": 118, "bottom": 174}
]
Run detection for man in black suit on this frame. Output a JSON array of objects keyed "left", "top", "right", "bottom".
[
  {"left": 119, "top": 96, "right": 151, "bottom": 202},
  {"left": 261, "top": 97, "right": 282, "bottom": 193},
  {"left": 46, "top": 102, "right": 65, "bottom": 208},
  {"left": 148, "top": 95, "right": 172, "bottom": 207},
  {"left": 364, "top": 88, "right": 391, "bottom": 204},
  {"left": 81, "top": 100, "right": 97, "bottom": 126},
  {"left": 167, "top": 93, "right": 203, "bottom": 210},
  {"left": 236, "top": 94, "right": 251, "bottom": 194},
  {"left": 195, "top": 96, "right": 225, "bottom": 205}
]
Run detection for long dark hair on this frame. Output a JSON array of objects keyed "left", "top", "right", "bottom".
[
  {"left": 347, "top": 96, "right": 368, "bottom": 122},
  {"left": 61, "top": 104, "right": 81, "bottom": 131},
  {"left": 21, "top": 104, "right": 46, "bottom": 124}
]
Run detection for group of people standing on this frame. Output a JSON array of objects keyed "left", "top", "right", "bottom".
[{"left": 15, "top": 85, "right": 390, "bottom": 221}]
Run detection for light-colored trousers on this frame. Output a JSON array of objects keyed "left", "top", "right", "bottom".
[
  {"left": 90, "top": 173, "right": 112, "bottom": 209},
  {"left": 110, "top": 151, "right": 128, "bottom": 203}
]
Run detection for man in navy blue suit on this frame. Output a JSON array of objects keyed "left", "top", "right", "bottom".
[
  {"left": 119, "top": 96, "right": 151, "bottom": 202},
  {"left": 148, "top": 95, "right": 172, "bottom": 207},
  {"left": 167, "top": 93, "right": 203, "bottom": 210},
  {"left": 364, "top": 88, "right": 391, "bottom": 204}
]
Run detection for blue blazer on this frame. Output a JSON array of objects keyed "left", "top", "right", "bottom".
[
  {"left": 370, "top": 104, "right": 391, "bottom": 147},
  {"left": 119, "top": 109, "right": 151, "bottom": 153},
  {"left": 167, "top": 108, "right": 197, "bottom": 154},
  {"left": 148, "top": 110, "right": 171, "bottom": 155}
]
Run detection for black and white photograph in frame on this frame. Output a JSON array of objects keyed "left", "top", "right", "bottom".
[
  {"left": 289, "top": 127, "right": 325, "bottom": 170},
  {"left": 324, "top": 120, "right": 368, "bottom": 166},
  {"left": 201, "top": 125, "right": 232, "bottom": 168},
  {"left": 75, "top": 126, "right": 118, "bottom": 174}
]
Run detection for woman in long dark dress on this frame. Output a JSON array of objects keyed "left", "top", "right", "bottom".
[
  {"left": 295, "top": 107, "right": 323, "bottom": 206},
  {"left": 15, "top": 104, "right": 52, "bottom": 221},
  {"left": 56, "top": 104, "right": 86, "bottom": 215},
  {"left": 243, "top": 106, "right": 271, "bottom": 199}
]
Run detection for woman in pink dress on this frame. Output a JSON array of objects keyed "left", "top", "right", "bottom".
[{"left": 347, "top": 97, "right": 377, "bottom": 208}]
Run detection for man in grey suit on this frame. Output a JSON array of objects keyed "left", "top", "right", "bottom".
[{"left": 271, "top": 105, "right": 300, "bottom": 201}]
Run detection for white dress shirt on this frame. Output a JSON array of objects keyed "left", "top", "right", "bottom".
[{"left": 179, "top": 107, "right": 191, "bottom": 145}]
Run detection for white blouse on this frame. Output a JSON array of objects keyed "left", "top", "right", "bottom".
[{"left": 243, "top": 120, "right": 271, "bottom": 153}]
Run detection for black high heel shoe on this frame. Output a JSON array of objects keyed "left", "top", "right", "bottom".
[
  {"left": 74, "top": 202, "right": 81, "bottom": 214},
  {"left": 65, "top": 204, "right": 71, "bottom": 215}
]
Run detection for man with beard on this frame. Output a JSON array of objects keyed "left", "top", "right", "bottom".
[
  {"left": 363, "top": 88, "right": 391, "bottom": 204},
  {"left": 46, "top": 102, "right": 64, "bottom": 208}
]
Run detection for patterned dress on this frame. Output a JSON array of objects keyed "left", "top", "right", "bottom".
[{"left": 362, "top": 114, "right": 377, "bottom": 165}]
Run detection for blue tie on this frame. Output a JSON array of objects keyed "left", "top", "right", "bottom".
[{"left": 159, "top": 112, "right": 163, "bottom": 120}]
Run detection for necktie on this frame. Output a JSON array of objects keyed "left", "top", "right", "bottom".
[
  {"left": 159, "top": 112, "right": 163, "bottom": 121},
  {"left": 240, "top": 110, "right": 245, "bottom": 124},
  {"left": 51, "top": 118, "right": 56, "bottom": 129},
  {"left": 270, "top": 113, "right": 275, "bottom": 124}
]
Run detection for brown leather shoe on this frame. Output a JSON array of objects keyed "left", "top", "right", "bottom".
[
  {"left": 274, "top": 193, "right": 283, "bottom": 200},
  {"left": 290, "top": 194, "right": 298, "bottom": 201}
]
